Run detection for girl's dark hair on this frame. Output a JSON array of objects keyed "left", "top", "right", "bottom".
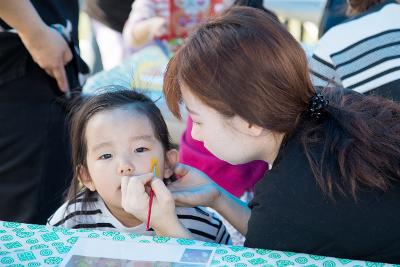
[
  {"left": 66, "top": 87, "right": 173, "bottom": 205},
  {"left": 346, "top": 0, "right": 385, "bottom": 16},
  {"left": 163, "top": 6, "right": 400, "bottom": 198}
]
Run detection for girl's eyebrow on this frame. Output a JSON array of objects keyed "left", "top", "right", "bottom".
[
  {"left": 92, "top": 142, "right": 111, "bottom": 152},
  {"left": 91, "top": 135, "right": 154, "bottom": 152},
  {"left": 130, "top": 135, "right": 154, "bottom": 142}
]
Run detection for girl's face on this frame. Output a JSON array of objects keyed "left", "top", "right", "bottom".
[
  {"left": 181, "top": 84, "right": 282, "bottom": 165},
  {"left": 81, "top": 107, "right": 176, "bottom": 220}
]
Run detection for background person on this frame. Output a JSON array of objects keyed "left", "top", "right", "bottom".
[
  {"left": 0, "top": 0, "right": 88, "bottom": 224},
  {"left": 310, "top": 0, "right": 400, "bottom": 101}
]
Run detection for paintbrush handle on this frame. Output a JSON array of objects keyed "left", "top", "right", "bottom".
[{"left": 146, "top": 190, "right": 154, "bottom": 230}]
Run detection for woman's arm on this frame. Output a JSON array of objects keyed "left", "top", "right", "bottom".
[
  {"left": 213, "top": 188, "right": 251, "bottom": 236},
  {"left": 170, "top": 164, "right": 251, "bottom": 236},
  {"left": 0, "top": 0, "right": 72, "bottom": 92}
]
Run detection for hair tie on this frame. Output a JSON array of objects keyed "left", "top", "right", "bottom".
[{"left": 308, "top": 92, "right": 329, "bottom": 120}]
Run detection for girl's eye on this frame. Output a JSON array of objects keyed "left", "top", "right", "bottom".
[
  {"left": 135, "top": 147, "right": 149, "bottom": 153},
  {"left": 192, "top": 121, "right": 202, "bottom": 125},
  {"left": 99, "top": 154, "right": 112, "bottom": 160}
]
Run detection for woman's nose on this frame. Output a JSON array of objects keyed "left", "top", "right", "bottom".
[{"left": 191, "top": 125, "right": 202, "bottom": 142}]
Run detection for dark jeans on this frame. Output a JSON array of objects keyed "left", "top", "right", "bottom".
[{"left": 0, "top": 58, "right": 72, "bottom": 224}]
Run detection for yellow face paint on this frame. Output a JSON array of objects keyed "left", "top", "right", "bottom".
[{"left": 150, "top": 157, "right": 159, "bottom": 177}]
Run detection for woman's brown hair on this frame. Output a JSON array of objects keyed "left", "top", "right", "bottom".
[{"left": 163, "top": 6, "right": 400, "bottom": 198}]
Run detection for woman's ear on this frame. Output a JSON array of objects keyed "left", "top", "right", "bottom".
[
  {"left": 232, "top": 116, "right": 264, "bottom": 137},
  {"left": 247, "top": 123, "right": 264, "bottom": 137},
  {"left": 78, "top": 165, "right": 96, "bottom": 192},
  {"left": 164, "top": 149, "right": 179, "bottom": 178}
]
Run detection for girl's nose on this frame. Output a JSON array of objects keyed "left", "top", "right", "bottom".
[{"left": 118, "top": 164, "right": 134, "bottom": 176}]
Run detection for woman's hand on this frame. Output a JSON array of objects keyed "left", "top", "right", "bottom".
[
  {"left": 121, "top": 173, "right": 191, "bottom": 238},
  {"left": 168, "top": 164, "right": 251, "bottom": 236},
  {"left": 0, "top": 0, "right": 72, "bottom": 93},
  {"left": 168, "top": 163, "right": 222, "bottom": 210},
  {"left": 121, "top": 173, "right": 175, "bottom": 226},
  {"left": 19, "top": 25, "right": 72, "bottom": 93}
]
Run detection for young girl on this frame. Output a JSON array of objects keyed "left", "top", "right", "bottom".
[{"left": 47, "top": 88, "right": 231, "bottom": 244}]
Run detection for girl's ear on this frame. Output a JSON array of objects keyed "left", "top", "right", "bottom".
[
  {"left": 78, "top": 165, "right": 96, "bottom": 192},
  {"left": 164, "top": 149, "right": 179, "bottom": 178}
]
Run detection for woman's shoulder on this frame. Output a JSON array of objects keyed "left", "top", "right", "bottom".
[{"left": 267, "top": 131, "right": 312, "bottom": 178}]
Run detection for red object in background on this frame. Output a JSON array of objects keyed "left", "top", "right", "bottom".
[{"left": 159, "top": 0, "right": 223, "bottom": 40}]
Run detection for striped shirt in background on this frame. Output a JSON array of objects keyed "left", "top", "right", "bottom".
[
  {"left": 47, "top": 192, "right": 231, "bottom": 245},
  {"left": 310, "top": 1, "right": 400, "bottom": 99}
]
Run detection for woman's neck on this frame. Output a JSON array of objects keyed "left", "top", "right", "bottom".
[{"left": 261, "top": 132, "right": 285, "bottom": 165}]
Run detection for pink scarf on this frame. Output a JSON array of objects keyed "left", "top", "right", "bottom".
[{"left": 179, "top": 118, "right": 268, "bottom": 197}]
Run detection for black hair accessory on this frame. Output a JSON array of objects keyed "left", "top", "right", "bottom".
[{"left": 308, "top": 92, "right": 329, "bottom": 120}]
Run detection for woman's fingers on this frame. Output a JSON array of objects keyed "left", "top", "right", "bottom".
[
  {"left": 121, "top": 173, "right": 153, "bottom": 209},
  {"left": 120, "top": 176, "right": 129, "bottom": 206},
  {"left": 171, "top": 191, "right": 196, "bottom": 207},
  {"left": 173, "top": 163, "right": 190, "bottom": 178},
  {"left": 127, "top": 173, "right": 153, "bottom": 195},
  {"left": 151, "top": 179, "right": 173, "bottom": 205}
]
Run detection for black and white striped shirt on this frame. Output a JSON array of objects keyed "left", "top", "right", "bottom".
[
  {"left": 47, "top": 192, "right": 231, "bottom": 244},
  {"left": 310, "top": 1, "right": 400, "bottom": 99}
]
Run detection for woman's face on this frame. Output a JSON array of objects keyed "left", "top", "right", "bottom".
[{"left": 181, "top": 84, "right": 273, "bottom": 165}]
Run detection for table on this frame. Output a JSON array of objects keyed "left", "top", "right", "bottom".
[{"left": 0, "top": 221, "right": 395, "bottom": 266}]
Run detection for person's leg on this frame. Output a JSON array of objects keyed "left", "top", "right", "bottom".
[
  {"left": 0, "top": 58, "right": 72, "bottom": 224},
  {"left": 92, "top": 19, "right": 124, "bottom": 70}
]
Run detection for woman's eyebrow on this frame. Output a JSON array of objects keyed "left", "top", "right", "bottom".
[{"left": 186, "top": 106, "right": 199, "bottom": 115}]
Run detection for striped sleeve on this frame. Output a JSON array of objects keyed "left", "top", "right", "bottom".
[
  {"left": 176, "top": 207, "right": 231, "bottom": 244},
  {"left": 310, "top": 3, "right": 400, "bottom": 94},
  {"left": 310, "top": 46, "right": 343, "bottom": 88},
  {"left": 47, "top": 197, "right": 116, "bottom": 230}
]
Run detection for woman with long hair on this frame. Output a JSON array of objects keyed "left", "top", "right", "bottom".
[
  {"left": 159, "top": 7, "right": 400, "bottom": 262},
  {"left": 124, "top": 6, "right": 400, "bottom": 263}
]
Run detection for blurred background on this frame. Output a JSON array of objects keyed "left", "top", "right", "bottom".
[{"left": 77, "top": 0, "right": 342, "bottom": 143}]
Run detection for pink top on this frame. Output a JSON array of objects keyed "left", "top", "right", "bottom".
[{"left": 179, "top": 118, "right": 268, "bottom": 197}]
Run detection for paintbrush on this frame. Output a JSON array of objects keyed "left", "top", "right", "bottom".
[{"left": 146, "top": 157, "right": 159, "bottom": 230}]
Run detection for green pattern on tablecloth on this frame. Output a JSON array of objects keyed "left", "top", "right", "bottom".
[{"left": 0, "top": 221, "right": 396, "bottom": 266}]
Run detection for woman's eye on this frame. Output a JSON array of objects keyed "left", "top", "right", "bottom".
[
  {"left": 135, "top": 147, "right": 149, "bottom": 153},
  {"left": 193, "top": 121, "right": 202, "bottom": 125},
  {"left": 99, "top": 154, "right": 112, "bottom": 160}
]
